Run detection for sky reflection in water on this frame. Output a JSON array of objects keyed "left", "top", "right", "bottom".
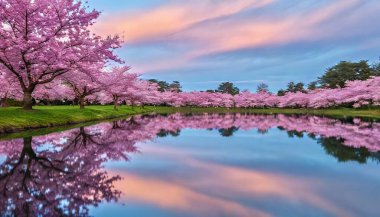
[{"left": 0, "top": 113, "right": 379, "bottom": 217}]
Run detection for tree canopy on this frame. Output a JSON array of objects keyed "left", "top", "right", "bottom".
[
  {"left": 256, "top": 83, "right": 269, "bottom": 93},
  {"left": 148, "top": 79, "right": 182, "bottom": 92},
  {"left": 0, "top": 0, "right": 122, "bottom": 110},
  {"left": 217, "top": 82, "right": 240, "bottom": 95},
  {"left": 318, "top": 60, "right": 378, "bottom": 88}
]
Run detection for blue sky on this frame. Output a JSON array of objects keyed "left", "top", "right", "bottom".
[{"left": 89, "top": 0, "right": 380, "bottom": 91}]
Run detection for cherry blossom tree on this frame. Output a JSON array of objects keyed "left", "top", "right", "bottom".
[
  {"left": 101, "top": 66, "right": 136, "bottom": 110},
  {"left": 0, "top": 0, "right": 122, "bottom": 110},
  {"left": 122, "top": 79, "right": 161, "bottom": 108},
  {"left": 61, "top": 65, "right": 106, "bottom": 109}
]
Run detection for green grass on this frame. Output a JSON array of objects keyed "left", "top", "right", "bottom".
[
  {"left": 0, "top": 105, "right": 380, "bottom": 134},
  {"left": 0, "top": 105, "right": 171, "bottom": 134}
]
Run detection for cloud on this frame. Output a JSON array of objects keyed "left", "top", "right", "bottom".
[
  {"left": 90, "top": 0, "right": 380, "bottom": 90},
  {"left": 182, "top": 0, "right": 367, "bottom": 58}
]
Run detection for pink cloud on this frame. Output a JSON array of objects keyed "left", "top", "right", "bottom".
[
  {"left": 92, "top": 0, "right": 274, "bottom": 44},
  {"left": 112, "top": 172, "right": 271, "bottom": 217},
  {"left": 184, "top": 0, "right": 364, "bottom": 57},
  {"left": 109, "top": 145, "right": 355, "bottom": 217},
  {"left": 92, "top": 0, "right": 380, "bottom": 74}
]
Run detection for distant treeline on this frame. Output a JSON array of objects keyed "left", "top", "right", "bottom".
[{"left": 147, "top": 59, "right": 380, "bottom": 96}]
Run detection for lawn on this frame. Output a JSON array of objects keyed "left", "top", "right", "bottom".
[
  {"left": 0, "top": 105, "right": 380, "bottom": 134},
  {"left": 0, "top": 105, "right": 170, "bottom": 134}
]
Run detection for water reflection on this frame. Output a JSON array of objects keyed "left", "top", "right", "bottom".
[
  {"left": 0, "top": 113, "right": 379, "bottom": 216},
  {"left": 147, "top": 114, "right": 380, "bottom": 163}
]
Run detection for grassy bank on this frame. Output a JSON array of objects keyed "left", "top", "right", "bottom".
[
  {"left": 0, "top": 106, "right": 173, "bottom": 134},
  {"left": 0, "top": 105, "right": 380, "bottom": 134}
]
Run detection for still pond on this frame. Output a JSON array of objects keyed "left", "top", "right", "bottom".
[{"left": 0, "top": 113, "right": 379, "bottom": 217}]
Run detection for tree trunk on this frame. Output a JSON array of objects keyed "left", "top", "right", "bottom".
[
  {"left": 23, "top": 136, "right": 36, "bottom": 158},
  {"left": 79, "top": 97, "right": 85, "bottom": 109},
  {"left": 23, "top": 91, "right": 33, "bottom": 110},
  {"left": 113, "top": 96, "right": 119, "bottom": 110}
]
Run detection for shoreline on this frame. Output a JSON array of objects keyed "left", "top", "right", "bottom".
[{"left": 0, "top": 105, "right": 380, "bottom": 135}]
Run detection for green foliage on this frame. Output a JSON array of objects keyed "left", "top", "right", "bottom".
[
  {"left": 256, "top": 83, "right": 269, "bottom": 93},
  {"left": 287, "top": 82, "right": 295, "bottom": 92},
  {"left": 148, "top": 79, "right": 182, "bottom": 92},
  {"left": 307, "top": 81, "right": 318, "bottom": 90},
  {"left": 217, "top": 82, "right": 240, "bottom": 95},
  {"left": 169, "top": 81, "right": 182, "bottom": 93},
  {"left": 287, "top": 130, "right": 304, "bottom": 138},
  {"left": 372, "top": 61, "right": 380, "bottom": 75},
  {"left": 218, "top": 126, "right": 239, "bottom": 137},
  {"left": 295, "top": 82, "right": 305, "bottom": 92},
  {"left": 318, "top": 60, "right": 375, "bottom": 88},
  {"left": 148, "top": 79, "right": 169, "bottom": 92},
  {"left": 318, "top": 137, "right": 380, "bottom": 164},
  {"left": 277, "top": 89, "right": 286, "bottom": 96},
  {"left": 286, "top": 81, "right": 305, "bottom": 93},
  {"left": 156, "top": 129, "right": 181, "bottom": 137},
  {"left": 274, "top": 59, "right": 380, "bottom": 93}
]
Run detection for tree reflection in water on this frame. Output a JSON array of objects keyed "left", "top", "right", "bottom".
[
  {"left": 318, "top": 137, "right": 380, "bottom": 164},
  {"left": 0, "top": 121, "right": 139, "bottom": 216},
  {"left": 0, "top": 113, "right": 379, "bottom": 216}
]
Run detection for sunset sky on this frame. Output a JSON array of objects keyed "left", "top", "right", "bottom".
[{"left": 90, "top": 0, "right": 380, "bottom": 91}]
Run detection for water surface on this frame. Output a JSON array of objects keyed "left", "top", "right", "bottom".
[{"left": 0, "top": 113, "right": 379, "bottom": 217}]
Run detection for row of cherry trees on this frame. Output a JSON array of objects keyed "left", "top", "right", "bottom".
[
  {"left": 99, "top": 76, "right": 380, "bottom": 109},
  {"left": 135, "top": 76, "right": 380, "bottom": 109},
  {"left": 1, "top": 70, "right": 380, "bottom": 109}
]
